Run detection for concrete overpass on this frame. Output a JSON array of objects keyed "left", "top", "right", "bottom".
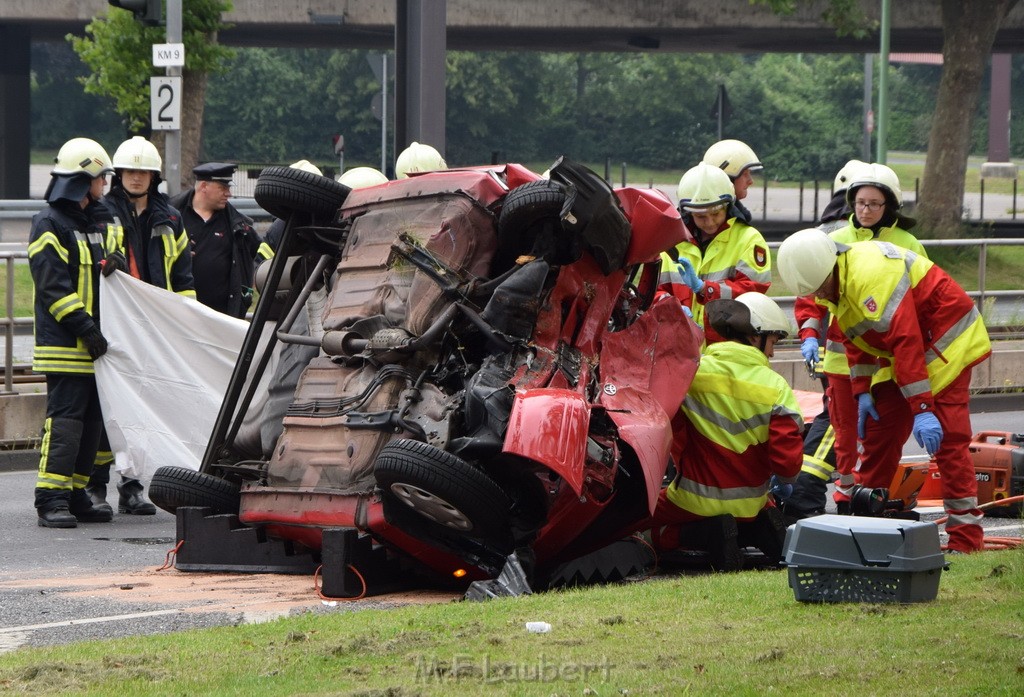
[{"left": 3, "top": 1, "right": 1024, "bottom": 196}]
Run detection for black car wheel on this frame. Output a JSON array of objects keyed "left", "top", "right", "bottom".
[
  {"left": 375, "top": 439, "right": 512, "bottom": 542},
  {"left": 149, "top": 465, "right": 241, "bottom": 515},
  {"left": 254, "top": 165, "right": 351, "bottom": 221},
  {"left": 493, "top": 179, "right": 570, "bottom": 273}
]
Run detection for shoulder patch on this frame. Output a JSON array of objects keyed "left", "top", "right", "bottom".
[
  {"left": 863, "top": 296, "right": 878, "bottom": 313},
  {"left": 754, "top": 245, "right": 768, "bottom": 267}
]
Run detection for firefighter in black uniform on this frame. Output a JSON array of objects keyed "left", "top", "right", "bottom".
[
  {"left": 86, "top": 136, "right": 196, "bottom": 516},
  {"left": 170, "top": 162, "right": 272, "bottom": 319},
  {"left": 28, "top": 137, "right": 119, "bottom": 528}
]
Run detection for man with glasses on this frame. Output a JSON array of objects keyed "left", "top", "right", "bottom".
[{"left": 170, "top": 162, "right": 272, "bottom": 318}]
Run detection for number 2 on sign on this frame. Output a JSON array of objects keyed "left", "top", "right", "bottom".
[{"left": 150, "top": 76, "right": 181, "bottom": 131}]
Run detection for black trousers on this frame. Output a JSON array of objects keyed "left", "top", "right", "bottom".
[{"left": 34, "top": 374, "right": 103, "bottom": 511}]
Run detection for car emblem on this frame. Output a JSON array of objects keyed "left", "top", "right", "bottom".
[{"left": 603, "top": 383, "right": 617, "bottom": 395}]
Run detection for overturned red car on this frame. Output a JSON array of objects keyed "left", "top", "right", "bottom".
[{"left": 150, "top": 158, "right": 701, "bottom": 597}]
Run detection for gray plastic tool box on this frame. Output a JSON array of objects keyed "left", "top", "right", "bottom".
[{"left": 782, "top": 514, "right": 947, "bottom": 603}]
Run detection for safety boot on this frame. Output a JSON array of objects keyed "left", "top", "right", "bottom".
[
  {"left": 37, "top": 504, "right": 78, "bottom": 528},
  {"left": 696, "top": 514, "right": 742, "bottom": 572},
  {"left": 70, "top": 488, "right": 114, "bottom": 523},
  {"left": 118, "top": 478, "right": 157, "bottom": 515},
  {"left": 85, "top": 483, "right": 114, "bottom": 516}
]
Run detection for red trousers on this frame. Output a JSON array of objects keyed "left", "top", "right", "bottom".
[
  {"left": 855, "top": 371, "right": 983, "bottom": 552},
  {"left": 825, "top": 373, "right": 858, "bottom": 499}
]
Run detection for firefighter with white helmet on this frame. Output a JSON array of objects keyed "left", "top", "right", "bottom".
[
  {"left": 83, "top": 136, "right": 195, "bottom": 517},
  {"left": 702, "top": 139, "right": 762, "bottom": 223},
  {"left": 648, "top": 292, "right": 803, "bottom": 570},
  {"left": 777, "top": 229, "right": 991, "bottom": 553},
  {"left": 658, "top": 162, "right": 771, "bottom": 333},
  {"left": 789, "top": 164, "right": 929, "bottom": 519},
  {"left": 338, "top": 166, "right": 388, "bottom": 189},
  {"left": 29, "top": 137, "right": 120, "bottom": 527},
  {"left": 394, "top": 142, "right": 447, "bottom": 179}
]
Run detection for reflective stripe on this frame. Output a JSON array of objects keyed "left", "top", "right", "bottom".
[
  {"left": 846, "top": 271, "right": 912, "bottom": 338},
  {"left": 72, "top": 473, "right": 91, "bottom": 488},
  {"left": 801, "top": 317, "right": 822, "bottom": 333},
  {"left": 945, "top": 509, "right": 983, "bottom": 528},
  {"left": 900, "top": 378, "right": 932, "bottom": 401},
  {"left": 945, "top": 496, "right": 978, "bottom": 511},
  {"left": 849, "top": 363, "right": 877, "bottom": 378},
  {"left": 177, "top": 289, "right": 197, "bottom": 299},
  {"left": 801, "top": 455, "right": 834, "bottom": 480},
  {"left": 27, "top": 231, "right": 69, "bottom": 263},
  {"left": 734, "top": 259, "right": 771, "bottom": 285},
  {"left": 925, "top": 309, "right": 982, "bottom": 364},
  {"left": 49, "top": 293, "right": 85, "bottom": 322},
  {"left": 257, "top": 241, "right": 274, "bottom": 261},
  {"left": 683, "top": 394, "right": 771, "bottom": 437},
  {"left": 666, "top": 478, "right": 768, "bottom": 519}
]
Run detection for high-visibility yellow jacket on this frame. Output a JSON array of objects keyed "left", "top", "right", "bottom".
[
  {"left": 819, "top": 240, "right": 991, "bottom": 412},
  {"left": 665, "top": 341, "right": 804, "bottom": 519},
  {"left": 658, "top": 217, "right": 771, "bottom": 327},
  {"left": 795, "top": 218, "right": 927, "bottom": 379}
]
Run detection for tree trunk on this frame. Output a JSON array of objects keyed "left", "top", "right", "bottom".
[
  {"left": 180, "top": 67, "right": 208, "bottom": 189},
  {"left": 917, "top": 0, "right": 1019, "bottom": 237}
]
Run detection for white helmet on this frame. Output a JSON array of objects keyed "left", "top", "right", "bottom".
[
  {"left": 113, "top": 136, "right": 162, "bottom": 172},
  {"left": 833, "top": 159, "right": 868, "bottom": 192},
  {"left": 736, "top": 292, "right": 792, "bottom": 338},
  {"left": 776, "top": 228, "right": 839, "bottom": 296},
  {"left": 338, "top": 166, "right": 388, "bottom": 189},
  {"left": 395, "top": 142, "right": 447, "bottom": 179},
  {"left": 52, "top": 137, "right": 114, "bottom": 178},
  {"left": 702, "top": 139, "right": 763, "bottom": 179},
  {"left": 677, "top": 163, "right": 735, "bottom": 211},
  {"left": 846, "top": 163, "right": 903, "bottom": 209},
  {"left": 289, "top": 159, "right": 323, "bottom": 176}
]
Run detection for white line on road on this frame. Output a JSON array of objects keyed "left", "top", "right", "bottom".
[{"left": 0, "top": 608, "right": 181, "bottom": 634}]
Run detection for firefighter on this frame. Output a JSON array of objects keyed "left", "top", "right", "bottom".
[
  {"left": 658, "top": 162, "right": 771, "bottom": 331},
  {"left": 790, "top": 164, "right": 929, "bottom": 517},
  {"left": 650, "top": 293, "right": 804, "bottom": 570},
  {"left": 394, "top": 142, "right": 447, "bottom": 179},
  {"left": 86, "top": 135, "right": 195, "bottom": 516},
  {"left": 28, "top": 137, "right": 119, "bottom": 527},
  {"left": 170, "top": 162, "right": 272, "bottom": 319},
  {"left": 777, "top": 230, "right": 992, "bottom": 553},
  {"left": 702, "top": 138, "right": 763, "bottom": 224}
]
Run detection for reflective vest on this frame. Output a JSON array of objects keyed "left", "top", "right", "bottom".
[
  {"left": 795, "top": 219, "right": 927, "bottom": 379},
  {"left": 665, "top": 341, "right": 804, "bottom": 519},
  {"left": 658, "top": 218, "right": 771, "bottom": 327},
  {"left": 821, "top": 240, "right": 991, "bottom": 411}
]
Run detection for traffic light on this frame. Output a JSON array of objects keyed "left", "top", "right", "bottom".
[{"left": 108, "top": 0, "right": 163, "bottom": 26}]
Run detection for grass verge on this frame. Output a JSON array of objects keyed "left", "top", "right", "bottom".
[{"left": 0, "top": 548, "right": 1021, "bottom": 696}]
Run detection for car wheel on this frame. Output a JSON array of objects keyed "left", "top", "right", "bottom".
[
  {"left": 493, "top": 179, "right": 570, "bottom": 274},
  {"left": 254, "top": 165, "right": 351, "bottom": 221},
  {"left": 374, "top": 439, "right": 512, "bottom": 542},
  {"left": 149, "top": 466, "right": 241, "bottom": 515}
]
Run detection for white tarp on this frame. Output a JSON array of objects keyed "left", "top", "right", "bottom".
[{"left": 95, "top": 272, "right": 248, "bottom": 484}]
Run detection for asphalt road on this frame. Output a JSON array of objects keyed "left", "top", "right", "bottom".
[{"left": 0, "top": 406, "right": 1021, "bottom": 655}]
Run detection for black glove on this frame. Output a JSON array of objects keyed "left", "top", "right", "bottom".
[
  {"left": 101, "top": 251, "right": 127, "bottom": 277},
  {"left": 81, "top": 326, "right": 108, "bottom": 360}
]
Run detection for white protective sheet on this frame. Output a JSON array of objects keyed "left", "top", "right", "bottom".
[{"left": 95, "top": 272, "right": 248, "bottom": 484}]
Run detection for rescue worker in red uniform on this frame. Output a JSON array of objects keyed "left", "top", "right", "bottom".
[
  {"left": 777, "top": 230, "right": 992, "bottom": 553},
  {"left": 650, "top": 293, "right": 804, "bottom": 570},
  {"left": 28, "top": 137, "right": 119, "bottom": 527},
  {"left": 658, "top": 162, "right": 771, "bottom": 333},
  {"left": 86, "top": 136, "right": 195, "bottom": 516},
  {"left": 791, "top": 163, "right": 928, "bottom": 515}
]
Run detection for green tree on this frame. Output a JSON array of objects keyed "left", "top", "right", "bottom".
[{"left": 68, "top": 0, "right": 233, "bottom": 187}]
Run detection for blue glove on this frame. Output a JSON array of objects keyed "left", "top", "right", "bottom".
[
  {"left": 801, "top": 337, "right": 819, "bottom": 365},
  {"left": 912, "top": 411, "right": 943, "bottom": 456},
  {"left": 856, "top": 392, "right": 879, "bottom": 439},
  {"left": 681, "top": 305, "right": 693, "bottom": 319},
  {"left": 769, "top": 475, "right": 793, "bottom": 502},
  {"left": 677, "top": 258, "right": 705, "bottom": 295}
]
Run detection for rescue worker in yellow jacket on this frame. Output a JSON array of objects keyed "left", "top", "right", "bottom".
[
  {"left": 658, "top": 163, "right": 771, "bottom": 334},
  {"left": 777, "top": 230, "right": 992, "bottom": 553},
  {"left": 649, "top": 293, "right": 804, "bottom": 570},
  {"left": 703, "top": 138, "right": 762, "bottom": 224},
  {"left": 791, "top": 163, "right": 928, "bottom": 515},
  {"left": 28, "top": 138, "right": 120, "bottom": 528}
]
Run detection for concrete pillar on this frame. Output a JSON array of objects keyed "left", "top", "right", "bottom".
[
  {"left": 0, "top": 25, "right": 31, "bottom": 199},
  {"left": 981, "top": 54, "right": 1016, "bottom": 179},
  {"left": 394, "top": 0, "right": 446, "bottom": 169}
]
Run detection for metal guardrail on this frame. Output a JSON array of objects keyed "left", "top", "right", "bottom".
[{"left": 3, "top": 239, "right": 1023, "bottom": 395}]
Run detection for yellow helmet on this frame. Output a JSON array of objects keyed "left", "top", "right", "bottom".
[
  {"left": 52, "top": 137, "right": 114, "bottom": 178},
  {"left": 832, "top": 159, "right": 868, "bottom": 192},
  {"left": 702, "top": 139, "right": 762, "bottom": 179},
  {"left": 338, "top": 166, "right": 388, "bottom": 189},
  {"left": 677, "top": 163, "right": 735, "bottom": 211},
  {"left": 845, "top": 162, "right": 903, "bottom": 209},
  {"left": 289, "top": 159, "right": 323, "bottom": 176},
  {"left": 395, "top": 142, "right": 447, "bottom": 179},
  {"left": 776, "top": 228, "right": 839, "bottom": 296}
]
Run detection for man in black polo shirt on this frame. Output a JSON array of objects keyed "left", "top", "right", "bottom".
[{"left": 170, "top": 162, "right": 272, "bottom": 318}]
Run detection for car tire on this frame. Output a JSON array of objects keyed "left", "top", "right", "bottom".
[
  {"left": 148, "top": 466, "right": 242, "bottom": 515},
  {"left": 374, "top": 439, "right": 512, "bottom": 542},
  {"left": 254, "top": 165, "right": 351, "bottom": 221},
  {"left": 493, "top": 179, "right": 568, "bottom": 273}
]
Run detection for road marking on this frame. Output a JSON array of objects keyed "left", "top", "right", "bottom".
[{"left": 0, "top": 608, "right": 181, "bottom": 634}]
